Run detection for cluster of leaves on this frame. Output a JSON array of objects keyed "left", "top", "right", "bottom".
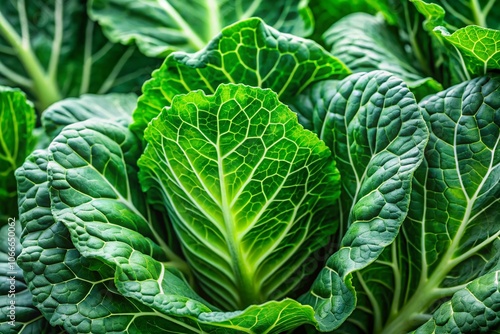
[{"left": 0, "top": 0, "right": 499, "bottom": 333}]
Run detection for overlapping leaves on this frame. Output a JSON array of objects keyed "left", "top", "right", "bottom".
[
  {"left": 131, "top": 17, "right": 350, "bottom": 135},
  {"left": 294, "top": 71, "right": 428, "bottom": 331},
  {"left": 411, "top": 0, "right": 500, "bottom": 84},
  {"left": 16, "top": 129, "right": 200, "bottom": 333},
  {"left": 345, "top": 75, "right": 500, "bottom": 333},
  {"left": 14, "top": 89, "right": 337, "bottom": 333},
  {"left": 323, "top": 12, "right": 442, "bottom": 100},
  {"left": 41, "top": 93, "right": 137, "bottom": 139},
  {"left": 0, "top": 221, "right": 61, "bottom": 333},
  {"left": 0, "top": 0, "right": 161, "bottom": 110},
  {"left": 139, "top": 83, "right": 340, "bottom": 310},
  {"left": 89, "top": 0, "right": 314, "bottom": 57}
]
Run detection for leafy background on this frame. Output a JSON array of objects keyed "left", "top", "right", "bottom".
[{"left": 0, "top": 0, "right": 499, "bottom": 333}]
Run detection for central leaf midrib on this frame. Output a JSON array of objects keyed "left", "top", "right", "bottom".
[
  {"left": 217, "top": 135, "right": 257, "bottom": 308},
  {"left": 382, "top": 121, "right": 499, "bottom": 333}
]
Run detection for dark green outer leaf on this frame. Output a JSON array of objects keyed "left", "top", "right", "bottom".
[
  {"left": 0, "top": 0, "right": 161, "bottom": 110},
  {"left": 0, "top": 221, "right": 58, "bottom": 334},
  {"left": 15, "top": 131, "right": 207, "bottom": 333},
  {"left": 416, "top": 75, "right": 500, "bottom": 275},
  {"left": 41, "top": 93, "right": 137, "bottom": 139},
  {"left": 131, "top": 17, "right": 350, "bottom": 136},
  {"left": 298, "top": 71, "right": 428, "bottom": 331},
  {"left": 359, "top": 75, "right": 500, "bottom": 333},
  {"left": 16, "top": 149, "right": 152, "bottom": 334},
  {"left": 89, "top": 0, "right": 314, "bottom": 57},
  {"left": 47, "top": 120, "right": 175, "bottom": 272},
  {"left": 414, "top": 270, "right": 500, "bottom": 333},
  {"left": 43, "top": 114, "right": 322, "bottom": 333},
  {"left": 138, "top": 83, "right": 340, "bottom": 310},
  {"left": 323, "top": 12, "right": 442, "bottom": 100}
]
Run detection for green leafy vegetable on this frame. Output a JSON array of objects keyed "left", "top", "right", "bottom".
[
  {"left": 323, "top": 12, "right": 442, "bottom": 100},
  {"left": 15, "top": 84, "right": 341, "bottom": 333},
  {"left": 4, "top": 1, "right": 500, "bottom": 333},
  {"left": 16, "top": 134, "right": 194, "bottom": 333},
  {"left": 0, "top": 86, "right": 36, "bottom": 221},
  {"left": 410, "top": 0, "right": 500, "bottom": 84},
  {"left": 344, "top": 75, "right": 500, "bottom": 333},
  {"left": 414, "top": 269, "right": 500, "bottom": 333},
  {"left": 132, "top": 17, "right": 350, "bottom": 136},
  {"left": 139, "top": 83, "right": 341, "bottom": 310},
  {"left": 42, "top": 93, "right": 137, "bottom": 139},
  {"left": 0, "top": 0, "right": 160, "bottom": 110},
  {"left": 294, "top": 70, "right": 428, "bottom": 331},
  {"left": 89, "top": 0, "right": 314, "bottom": 57},
  {"left": 0, "top": 220, "right": 61, "bottom": 333},
  {"left": 435, "top": 25, "right": 500, "bottom": 75}
]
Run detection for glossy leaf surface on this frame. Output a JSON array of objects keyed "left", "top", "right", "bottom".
[
  {"left": 139, "top": 83, "right": 341, "bottom": 310},
  {"left": 131, "top": 18, "right": 350, "bottom": 135},
  {"left": 89, "top": 0, "right": 314, "bottom": 56}
]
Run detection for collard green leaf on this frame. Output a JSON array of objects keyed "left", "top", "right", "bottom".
[
  {"left": 410, "top": 0, "right": 500, "bottom": 84},
  {"left": 0, "top": 86, "right": 35, "bottom": 222},
  {"left": 40, "top": 116, "right": 323, "bottom": 333},
  {"left": 435, "top": 25, "right": 500, "bottom": 75},
  {"left": 89, "top": 0, "right": 314, "bottom": 57},
  {"left": 297, "top": 71, "right": 428, "bottom": 331},
  {"left": 42, "top": 93, "right": 137, "bottom": 139},
  {"left": 0, "top": 220, "right": 59, "bottom": 333},
  {"left": 138, "top": 83, "right": 341, "bottom": 311},
  {"left": 352, "top": 75, "right": 500, "bottom": 333},
  {"left": 323, "top": 13, "right": 442, "bottom": 100},
  {"left": 16, "top": 128, "right": 207, "bottom": 333},
  {"left": 0, "top": 0, "right": 160, "bottom": 110},
  {"left": 16, "top": 150, "right": 144, "bottom": 333},
  {"left": 414, "top": 270, "right": 500, "bottom": 333},
  {"left": 305, "top": 0, "right": 378, "bottom": 44},
  {"left": 47, "top": 120, "right": 186, "bottom": 280},
  {"left": 422, "top": 0, "right": 500, "bottom": 29},
  {"left": 132, "top": 17, "right": 350, "bottom": 136}
]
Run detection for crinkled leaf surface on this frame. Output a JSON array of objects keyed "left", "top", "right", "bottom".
[
  {"left": 89, "top": 0, "right": 314, "bottom": 57},
  {"left": 17, "top": 123, "right": 224, "bottom": 333},
  {"left": 411, "top": 0, "right": 500, "bottom": 84},
  {"left": 0, "top": 0, "right": 161, "bottom": 110},
  {"left": 435, "top": 25, "right": 500, "bottom": 75},
  {"left": 138, "top": 83, "right": 341, "bottom": 311},
  {"left": 323, "top": 13, "right": 442, "bottom": 100},
  {"left": 131, "top": 17, "right": 350, "bottom": 136},
  {"left": 296, "top": 71, "right": 428, "bottom": 331},
  {"left": 0, "top": 86, "right": 35, "bottom": 221},
  {"left": 16, "top": 149, "right": 195, "bottom": 333},
  {"left": 0, "top": 221, "right": 60, "bottom": 333},
  {"left": 18, "top": 113, "right": 325, "bottom": 333},
  {"left": 345, "top": 75, "right": 500, "bottom": 333},
  {"left": 42, "top": 93, "right": 137, "bottom": 139},
  {"left": 414, "top": 269, "right": 500, "bottom": 333},
  {"left": 47, "top": 120, "right": 190, "bottom": 290}
]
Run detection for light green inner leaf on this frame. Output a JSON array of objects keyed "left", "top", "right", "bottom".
[{"left": 139, "top": 83, "right": 340, "bottom": 310}]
